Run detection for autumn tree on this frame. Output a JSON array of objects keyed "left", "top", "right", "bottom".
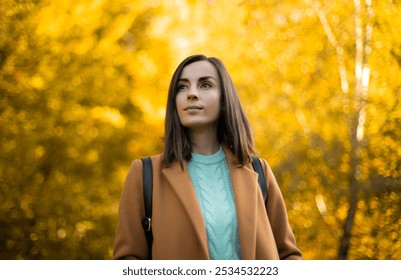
[
  {"left": 0, "top": 0, "right": 164, "bottom": 259},
  {"left": 1, "top": 0, "right": 400, "bottom": 259}
]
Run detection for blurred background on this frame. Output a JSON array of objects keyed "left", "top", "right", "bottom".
[{"left": 1, "top": 0, "right": 400, "bottom": 260}]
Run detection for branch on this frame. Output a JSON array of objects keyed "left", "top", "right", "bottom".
[{"left": 312, "top": 0, "right": 349, "bottom": 96}]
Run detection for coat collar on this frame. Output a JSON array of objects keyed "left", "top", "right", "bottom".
[{"left": 161, "top": 145, "right": 259, "bottom": 259}]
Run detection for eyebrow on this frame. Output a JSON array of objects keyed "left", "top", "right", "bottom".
[{"left": 178, "top": 76, "right": 217, "bottom": 83}]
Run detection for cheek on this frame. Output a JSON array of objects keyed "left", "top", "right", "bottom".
[
  {"left": 213, "top": 102, "right": 222, "bottom": 118},
  {"left": 211, "top": 95, "right": 222, "bottom": 116}
]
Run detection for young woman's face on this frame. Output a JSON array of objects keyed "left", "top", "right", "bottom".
[{"left": 175, "top": 60, "right": 222, "bottom": 132}]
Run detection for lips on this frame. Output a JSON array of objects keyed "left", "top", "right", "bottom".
[{"left": 184, "top": 105, "right": 203, "bottom": 111}]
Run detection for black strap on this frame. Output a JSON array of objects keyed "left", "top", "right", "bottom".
[
  {"left": 251, "top": 156, "right": 268, "bottom": 204},
  {"left": 141, "top": 157, "right": 153, "bottom": 259}
]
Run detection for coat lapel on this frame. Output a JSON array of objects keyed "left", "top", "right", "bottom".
[
  {"left": 224, "top": 146, "right": 259, "bottom": 259},
  {"left": 161, "top": 161, "right": 209, "bottom": 258}
]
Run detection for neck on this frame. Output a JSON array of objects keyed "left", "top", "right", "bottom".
[{"left": 189, "top": 128, "right": 220, "bottom": 155}]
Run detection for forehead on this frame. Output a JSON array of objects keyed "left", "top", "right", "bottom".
[{"left": 179, "top": 60, "right": 219, "bottom": 80}]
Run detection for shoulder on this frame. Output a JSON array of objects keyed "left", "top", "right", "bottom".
[
  {"left": 254, "top": 157, "right": 281, "bottom": 194},
  {"left": 131, "top": 154, "right": 164, "bottom": 165},
  {"left": 256, "top": 157, "right": 275, "bottom": 178},
  {"left": 126, "top": 154, "right": 164, "bottom": 176},
  {"left": 148, "top": 154, "right": 164, "bottom": 163}
]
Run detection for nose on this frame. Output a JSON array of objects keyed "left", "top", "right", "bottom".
[{"left": 187, "top": 87, "right": 199, "bottom": 100}]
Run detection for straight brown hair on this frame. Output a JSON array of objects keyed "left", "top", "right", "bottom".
[{"left": 163, "top": 54, "right": 256, "bottom": 166}]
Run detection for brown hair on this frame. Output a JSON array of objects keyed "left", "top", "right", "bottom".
[{"left": 163, "top": 54, "right": 255, "bottom": 166}]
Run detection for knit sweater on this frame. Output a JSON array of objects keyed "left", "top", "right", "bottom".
[{"left": 187, "top": 146, "right": 241, "bottom": 260}]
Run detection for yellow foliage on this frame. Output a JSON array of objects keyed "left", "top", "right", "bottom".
[
  {"left": 1, "top": 0, "right": 401, "bottom": 260},
  {"left": 91, "top": 106, "right": 126, "bottom": 129}
]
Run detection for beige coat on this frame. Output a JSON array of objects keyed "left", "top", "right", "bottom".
[{"left": 113, "top": 146, "right": 302, "bottom": 260}]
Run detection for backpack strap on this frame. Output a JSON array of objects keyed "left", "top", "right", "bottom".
[
  {"left": 251, "top": 156, "right": 268, "bottom": 204},
  {"left": 141, "top": 157, "right": 153, "bottom": 259}
]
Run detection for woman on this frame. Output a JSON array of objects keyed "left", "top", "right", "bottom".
[{"left": 113, "top": 54, "right": 302, "bottom": 260}]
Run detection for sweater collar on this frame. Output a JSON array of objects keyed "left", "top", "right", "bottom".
[{"left": 190, "top": 146, "right": 225, "bottom": 164}]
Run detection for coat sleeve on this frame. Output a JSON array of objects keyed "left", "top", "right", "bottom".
[
  {"left": 113, "top": 159, "right": 149, "bottom": 260},
  {"left": 261, "top": 158, "right": 302, "bottom": 260}
]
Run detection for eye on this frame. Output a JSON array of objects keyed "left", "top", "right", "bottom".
[
  {"left": 177, "top": 84, "right": 188, "bottom": 91},
  {"left": 200, "top": 82, "right": 212, "bottom": 88}
]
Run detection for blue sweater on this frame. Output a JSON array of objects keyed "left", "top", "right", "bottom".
[{"left": 187, "top": 146, "right": 241, "bottom": 260}]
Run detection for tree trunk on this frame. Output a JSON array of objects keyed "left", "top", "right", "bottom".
[{"left": 337, "top": 0, "right": 373, "bottom": 259}]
